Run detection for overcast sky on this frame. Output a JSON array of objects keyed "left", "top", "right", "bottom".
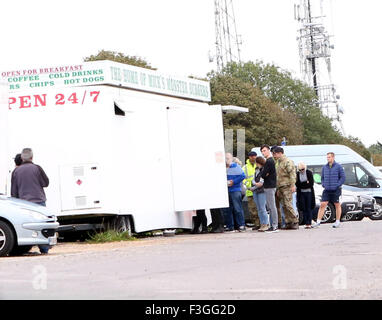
[{"left": 0, "top": 0, "right": 380, "bottom": 147}]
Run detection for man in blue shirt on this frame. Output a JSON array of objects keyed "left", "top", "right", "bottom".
[
  {"left": 313, "top": 152, "right": 346, "bottom": 228},
  {"left": 224, "top": 153, "right": 246, "bottom": 232}
]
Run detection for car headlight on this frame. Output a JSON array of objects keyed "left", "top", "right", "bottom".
[{"left": 21, "top": 209, "right": 49, "bottom": 221}]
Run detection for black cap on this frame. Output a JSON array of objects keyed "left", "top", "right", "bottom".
[
  {"left": 248, "top": 151, "right": 257, "bottom": 157},
  {"left": 272, "top": 146, "right": 284, "bottom": 154}
]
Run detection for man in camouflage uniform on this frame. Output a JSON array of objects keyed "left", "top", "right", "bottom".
[
  {"left": 273, "top": 146, "right": 299, "bottom": 229},
  {"left": 242, "top": 150, "right": 260, "bottom": 230}
]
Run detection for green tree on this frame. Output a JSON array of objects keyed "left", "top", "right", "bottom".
[
  {"left": 210, "top": 73, "right": 303, "bottom": 154},
  {"left": 368, "top": 142, "right": 382, "bottom": 165},
  {"left": 84, "top": 49, "right": 155, "bottom": 70},
  {"left": 371, "top": 154, "right": 382, "bottom": 166},
  {"left": 369, "top": 143, "right": 382, "bottom": 155},
  {"left": 341, "top": 136, "right": 371, "bottom": 160},
  {"left": 220, "top": 61, "right": 343, "bottom": 144}
]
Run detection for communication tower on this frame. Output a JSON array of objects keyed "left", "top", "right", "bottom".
[
  {"left": 295, "top": 0, "right": 345, "bottom": 133},
  {"left": 214, "top": 0, "right": 242, "bottom": 72}
]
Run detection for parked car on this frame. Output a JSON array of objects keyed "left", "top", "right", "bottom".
[
  {"left": 298, "top": 184, "right": 377, "bottom": 224},
  {"left": 0, "top": 195, "right": 59, "bottom": 257}
]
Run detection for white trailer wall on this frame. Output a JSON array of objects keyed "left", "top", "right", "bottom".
[
  {"left": 6, "top": 85, "right": 228, "bottom": 232},
  {"left": 0, "top": 83, "right": 9, "bottom": 194}
]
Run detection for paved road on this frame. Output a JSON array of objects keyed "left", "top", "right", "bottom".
[{"left": 1, "top": 219, "right": 382, "bottom": 300}]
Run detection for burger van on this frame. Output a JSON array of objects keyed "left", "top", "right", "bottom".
[{"left": 0, "top": 60, "right": 235, "bottom": 236}]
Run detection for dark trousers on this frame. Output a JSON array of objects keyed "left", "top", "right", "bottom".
[
  {"left": 300, "top": 192, "right": 313, "bottom": 225},
  {"left": 193, "top": 209, "right": 208, "bottom": 232},
  {"left": 210, "top": 208, "right": 224, "bottom": 231}
]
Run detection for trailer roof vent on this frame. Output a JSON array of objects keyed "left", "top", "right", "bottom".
[{"left": 114, "top": 102, "right": 125, "bottom": 116}]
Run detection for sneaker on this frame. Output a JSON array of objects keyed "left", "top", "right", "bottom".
[
  {"left": 332, "top": 221, "right": 341, "bottom": 228},
  {"left": 258, "top": 224, "right": 269, "bottom": 232},
  {"left": 286, "top": 223, "right": 299, "bottom": 230},
  {"left": 226, "top": 229, "right": 236, "bottom": 233},
  {"left": 238, "top": 226, "right": 246, "bottom": 232},
  {"left": 252, "top": 225, "right": 260, "bottom": 231},
  {"left": 265, "top": 227, "right": 279, "bottom": 233},
  {"left": 312, "top": 221, "right": 321, "bottom": 228},
  {"left": 304, "top": 225, "right": 312, "bottom": 229}
]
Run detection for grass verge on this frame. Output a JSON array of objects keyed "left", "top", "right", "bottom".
[{"left": 86, "top": 230, "right": 137, "bottom": 244}]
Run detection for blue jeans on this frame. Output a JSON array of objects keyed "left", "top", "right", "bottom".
[
  {"left": 224, "top": 191, "right": 245, "bottom": 230},
  {"left": 253, "top": 192, "right": 269, "bottom": 226},
  {"left": 36, "top": 201, "right": 51, "bottom": 254}
]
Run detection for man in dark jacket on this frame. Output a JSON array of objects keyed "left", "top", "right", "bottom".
[
  {"left": 260, "top": 145, "right": 279, "bottom": 233},
  {"left": 313, "top": 152, "right": 345, "bottom": 228},
  {"left": 11, "top": 148, "right": 51, "bottom": 253}
]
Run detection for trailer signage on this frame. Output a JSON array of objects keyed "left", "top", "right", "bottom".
[
  {"left": 1, "top": 60, "right": 211, "bottom": 102},
  {"left": 8, "top": 90, "right": 101, "bottom": 109}
]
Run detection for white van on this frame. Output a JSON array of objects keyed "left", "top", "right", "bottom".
[{"left": 267, "top": 145, "right": 382, "bottom": 221}]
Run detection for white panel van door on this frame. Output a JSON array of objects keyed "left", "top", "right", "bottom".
[{"left": 167, "top": 104, "right": 228, "bottom": 211}]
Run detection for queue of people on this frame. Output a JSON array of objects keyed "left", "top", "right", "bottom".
[
  {"left": 11, "top": 146, "right": 346, "bottom": 245},
  {"left": 193, "top": 146, "right": 346, "bottom": 234}
]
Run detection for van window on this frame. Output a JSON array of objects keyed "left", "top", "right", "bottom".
[
  {"left": 355, "top": 164, "right": 370, "bottom": 187},
  {"left": 309, "top": 166, "right": 323, "bottom": 184},
  {"left": 343, "top": 163, "right": 372, "bottom": 188},
  {"left": 343, "top": 163, "right": 358, "bottom": 186},
  {"left": 307, "top": 163, "right": 379, "bottom": 188}
]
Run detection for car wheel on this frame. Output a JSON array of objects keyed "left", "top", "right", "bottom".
[
  {"left": 342, "top": 210, "right": 355, "bottom": 222},
  {"left": 10, "top": 245, "right": 33, "bottom": 256},
  {"left": 369, "top": 198, "right": 382, "bottom": 221},
  {"left": 321, "top": 203, "right": 336, "bottom": 223},
  {"left": 0, "top": 221, "right": 16, "bottom": 257}
]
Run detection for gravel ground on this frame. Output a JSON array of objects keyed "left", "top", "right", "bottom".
[{"left": 1, "top": 219, "right": 382, "bottom": 300}]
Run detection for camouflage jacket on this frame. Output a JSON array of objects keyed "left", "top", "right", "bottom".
[{"left": 276, "top": 155, "right": 296, "bottom": 188}]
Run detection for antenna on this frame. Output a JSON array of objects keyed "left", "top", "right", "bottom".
[
  {"left": 214, "top": 0, "right": 242, "bottom": 72},
  {"left": 295, "top": 0, "right": 345, "bottom": 134}
]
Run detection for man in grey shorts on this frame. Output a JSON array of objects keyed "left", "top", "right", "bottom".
[{"left": 260, "top": 145, "right": 279, "bottom": 233}]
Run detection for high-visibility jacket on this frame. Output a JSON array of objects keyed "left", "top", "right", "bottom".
[{"left": 242, "top": 159, "right": 256, "bottom": 197}]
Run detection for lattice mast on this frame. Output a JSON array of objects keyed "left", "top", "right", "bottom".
[
  {"left": 214, "top": 0, "right": 242, "bottom": 72},
  {"left": 295, "top": 0, "right": 345, "bottom": 133}
]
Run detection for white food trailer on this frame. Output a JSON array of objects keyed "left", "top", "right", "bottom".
[{"left": 1, "top": 60, "right": 230, "bottom": 234}]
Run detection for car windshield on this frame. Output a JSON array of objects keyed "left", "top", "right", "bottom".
[{"left": 361, "top": 161, "right": 382, "bottom": 180}]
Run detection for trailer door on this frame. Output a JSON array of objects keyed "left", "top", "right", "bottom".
[{"left": 167, "top": 104, "right": 228, "bottom": 211}]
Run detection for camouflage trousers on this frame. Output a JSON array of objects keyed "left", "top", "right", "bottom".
[
  {"left": 247, "top": 196, "right": 260, "bottom": 227},
  {"left": 277, "top": 185, "right": 298, "bottom": 225}
]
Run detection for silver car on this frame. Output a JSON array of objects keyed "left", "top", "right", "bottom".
[{"left": 0, "top": 195, "right": 59, "bottom": 256}]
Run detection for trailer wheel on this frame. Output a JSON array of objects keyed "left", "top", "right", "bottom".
[
  {"left": 111, "top": 216, "right": 133, "bottom": 237},
  {"left": 369, "top": 199, "right": 382, "bottom": 221},
  {"left": 0, "top": 221, "right": 16, "bottom": 257}
]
